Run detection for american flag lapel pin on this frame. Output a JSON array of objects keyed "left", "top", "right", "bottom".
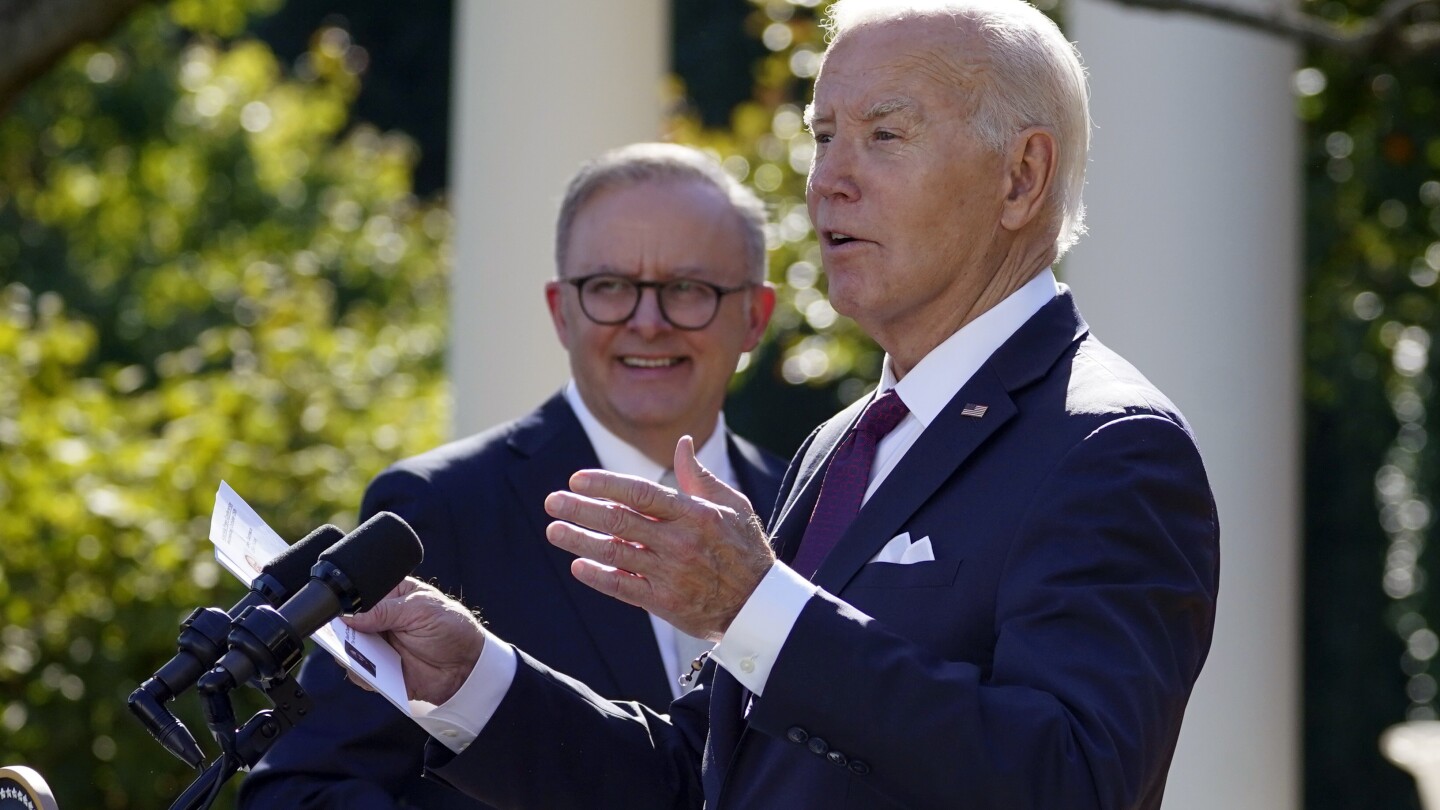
[{"left": 960, "top": 403, "right": 988, "bottom": 418}]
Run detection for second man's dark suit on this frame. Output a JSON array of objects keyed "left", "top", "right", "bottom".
[{"left": 238, "top": 392, "right": 786, "bottom": 809}]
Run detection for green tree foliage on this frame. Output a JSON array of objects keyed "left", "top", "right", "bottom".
[
  {"left": 670, "top": 1, "right": 885, "bottom": 455},
  {"left": 673, "top": 2, "right": 878, "bottom": 405},
  {"left": 1300, "top": 6, "right": 1440, "bottom": 806},
  {"left": 0, "top": 2, "right": 449, "bottom": 807}
]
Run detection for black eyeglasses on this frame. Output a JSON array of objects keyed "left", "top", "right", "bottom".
[{"left": 565, "top": 274, "right": 754, "bottom": 331}]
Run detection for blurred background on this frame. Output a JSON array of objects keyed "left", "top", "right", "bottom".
[{"left": 0, "top": 0, "right": 1436, "bottom": 806}]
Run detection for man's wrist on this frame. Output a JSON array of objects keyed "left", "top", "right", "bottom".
[
  {"left": 713, "top": 563, "right": 816, "bottom": 695},
  {"left": 414, "top": 631, "right": 516, "bottom": 754}
]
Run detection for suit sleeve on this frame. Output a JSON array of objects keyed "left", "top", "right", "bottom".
[
  {"left": 238, "top": 467, "right": 471, "bottom": 809},
  {"left": 746, "top": 414, "right": 1219, "bottom": 810},
  {"left": 424, "top": 650, "right": 713, "bottom": 810}
]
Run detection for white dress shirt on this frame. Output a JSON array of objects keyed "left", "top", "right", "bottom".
[{"left": 415, "top": 382, "right": 737, "bottom": 751}]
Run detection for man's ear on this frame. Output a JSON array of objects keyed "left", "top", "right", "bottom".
[
  {"left": 544, "top": 281, "right": 572, "bottom": 350},
  {"left": 1000, "top": 127, "right": 1058, "bottom": 233},
  {"left": 742, "top": 283, "right": 778, "bottom": 352}
]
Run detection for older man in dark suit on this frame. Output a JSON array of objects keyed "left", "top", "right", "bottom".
[
  {"left": 341, "top": 1, "right": 1221, "bottom": 808},
  {"left": 237, "top": 143, "right": 784, "bottom": 809}
]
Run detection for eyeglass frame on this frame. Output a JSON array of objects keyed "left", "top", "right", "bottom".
[{"left": 563, "top": 273, "right": 756, "bottom": 331}]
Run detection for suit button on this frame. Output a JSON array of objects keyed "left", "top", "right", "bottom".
[
  {"left": 786, "top": 726, "right": 809, "bottom": 744},
  {"left": 848, "top": 759, "right": 871, "bottom": 776},
  {"left": 807, "top": 737, "right": 829, "bottom": 756},
  {"left": 826, "top": 750, "right": 848, "bottom": 767}
]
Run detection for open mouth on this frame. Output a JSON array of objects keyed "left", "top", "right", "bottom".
[
  {"left": 620, "top": 356, "right": 684, "bottom": 369},
  {"left": 826, "top": 231, "right": 862, "bottom": 246}
]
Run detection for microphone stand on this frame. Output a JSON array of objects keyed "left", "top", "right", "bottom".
[
  {"left": 128, "top": 606, "right": 235, "bottom": 768},
  {"left": 167, "top": 672, "right": 313, "bottom": 810}
]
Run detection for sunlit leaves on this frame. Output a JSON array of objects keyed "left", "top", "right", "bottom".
[
  {"left": 670, "top": 2, "right": 869, "bottom": 397},
  {"left": 0, "top": 2, "right": 448, "bottom": 807},
  {"left": 1294, "top": 0, "right": 1440, "bottom": 746}
]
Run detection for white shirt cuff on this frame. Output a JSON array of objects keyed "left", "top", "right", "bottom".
[
  {"left": 712, "top": 563, "right": 816, "bottom": 695},
  {"left": 411, "top": 630, "right": 517, "bottom": 754}
]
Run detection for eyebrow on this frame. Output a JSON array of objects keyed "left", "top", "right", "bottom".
[
  {"left": 583, "top": 264, "right": 709, "bottom": 279},
  {"left": 861, "top": 97, "right": 916, "bottom": 121},
  {"left": 804, "top": 97, "right": 916, "bottom": 131}
]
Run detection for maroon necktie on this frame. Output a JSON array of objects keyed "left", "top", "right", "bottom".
[{"left": 791, "top": 390, "right": 910, "bottom": 579}]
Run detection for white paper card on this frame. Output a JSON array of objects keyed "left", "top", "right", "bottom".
[{"left": 208, "top": 482, "right": 414, "bottom": 718}]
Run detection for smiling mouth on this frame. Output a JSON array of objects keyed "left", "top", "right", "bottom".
[{"left": 621, "top": 356, "right": 684, "bottom": 369}]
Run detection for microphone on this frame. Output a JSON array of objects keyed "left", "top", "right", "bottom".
[
  {"left": 129, "top": 523, "right": 345, "bottom": 768},
  {"left": 198, "top": 511, "right": 423, "bottom": 694}
]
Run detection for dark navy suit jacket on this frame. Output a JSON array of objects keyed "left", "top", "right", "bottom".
[
  {"left": 237, "top": 392, "right": 787, "bottom": 809},
  {"left": 425, "top": 290, "right": 1220, "bottom": 810}
]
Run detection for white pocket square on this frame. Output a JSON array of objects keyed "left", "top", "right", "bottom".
[{"left": 868, "top": 532, "right": 935, "bottom": 565}]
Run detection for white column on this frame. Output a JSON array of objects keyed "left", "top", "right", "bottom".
[
  {"left": 1064, "top": 2, "right": 1300, "bottom": 807},
  {"left": 448, "top": 0, "right": 668, "bottom": 436}
]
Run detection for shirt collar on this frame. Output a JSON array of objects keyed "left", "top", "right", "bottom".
[
  {"left": 880, "top": 268, "right": 1059, "bottom": 428},
  {"left": 563, "top": 382, "right": 733, "bottom": 485}
]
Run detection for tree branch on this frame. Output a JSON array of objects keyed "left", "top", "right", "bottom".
[
  {"left": 1089, "top": 0, "right": 1440, "bottom": 59},
  {"left": 0, "top": 0, "right": 156, "bottom": 117}
]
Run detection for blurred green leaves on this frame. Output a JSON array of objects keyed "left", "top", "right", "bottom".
[
  {"left": 672, "top": 1, "right": 885, "bottom": 409},
  {"left": 0, "top": 2, "right": 448, "bottom": 806},
  {"left": 1298, "top": 6, "right": 1440, "bottom": 671},
  {"left": 1284, "top": 0, "right": 1440, "bottom": 804}
]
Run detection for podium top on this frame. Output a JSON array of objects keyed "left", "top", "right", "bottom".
[{"left": 0, "top": 766, "right": 57, "bottom": 810}]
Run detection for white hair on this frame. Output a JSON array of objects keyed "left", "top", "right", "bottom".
[{"left": 823, "top": 0, "right": 1091, "bottom": 256}]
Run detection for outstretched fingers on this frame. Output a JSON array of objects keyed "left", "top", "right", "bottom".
[
  {"left": 565, "top": 469, "right": 691, "bottom": 521},
  {"left": 544, "top": 454, "right": 776, "bottom": 637},
  {"left": 545, "top": 517, "right": 655, "bottom": 576},
  {"left": 544, "top": 482, "right": 682, "bottom": 548},
  {"left": 568, "top": 557, "right": 655, "bottom": 611}
]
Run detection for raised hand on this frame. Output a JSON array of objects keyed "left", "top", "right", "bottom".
[{"left": 544, "top": 435, "right": 776, "bottom": 640}]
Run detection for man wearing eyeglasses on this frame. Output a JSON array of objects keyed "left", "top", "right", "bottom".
[{"left": 239, "top": 142, "right": 784, "bottom": 810}]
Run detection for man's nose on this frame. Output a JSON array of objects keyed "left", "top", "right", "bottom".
[
  {"left": 627, "top": 286, "right": 671, "bottom": 336},
  {"left": 808, "top": 142, "right": 858, "bottom": 201}
]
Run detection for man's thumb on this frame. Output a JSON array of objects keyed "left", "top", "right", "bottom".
[{"left": 674, "top": 435, "right": 750, "bottom": 512}]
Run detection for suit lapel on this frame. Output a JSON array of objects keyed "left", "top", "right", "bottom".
[
  {"left": 506, "top": 394, "right": 672, "bottom": 705},
  {"left": 770, "top": 396, "right": 870, "bottom": 564},
  {"left": 726, "top": 433, "right": 783, "bottom": 523},
  {"left": 811, "top": 369, "right": 1015, "bottom": 591},
  {"left": 801, "top": 290, "right": 1090, "bottom": 593}
]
